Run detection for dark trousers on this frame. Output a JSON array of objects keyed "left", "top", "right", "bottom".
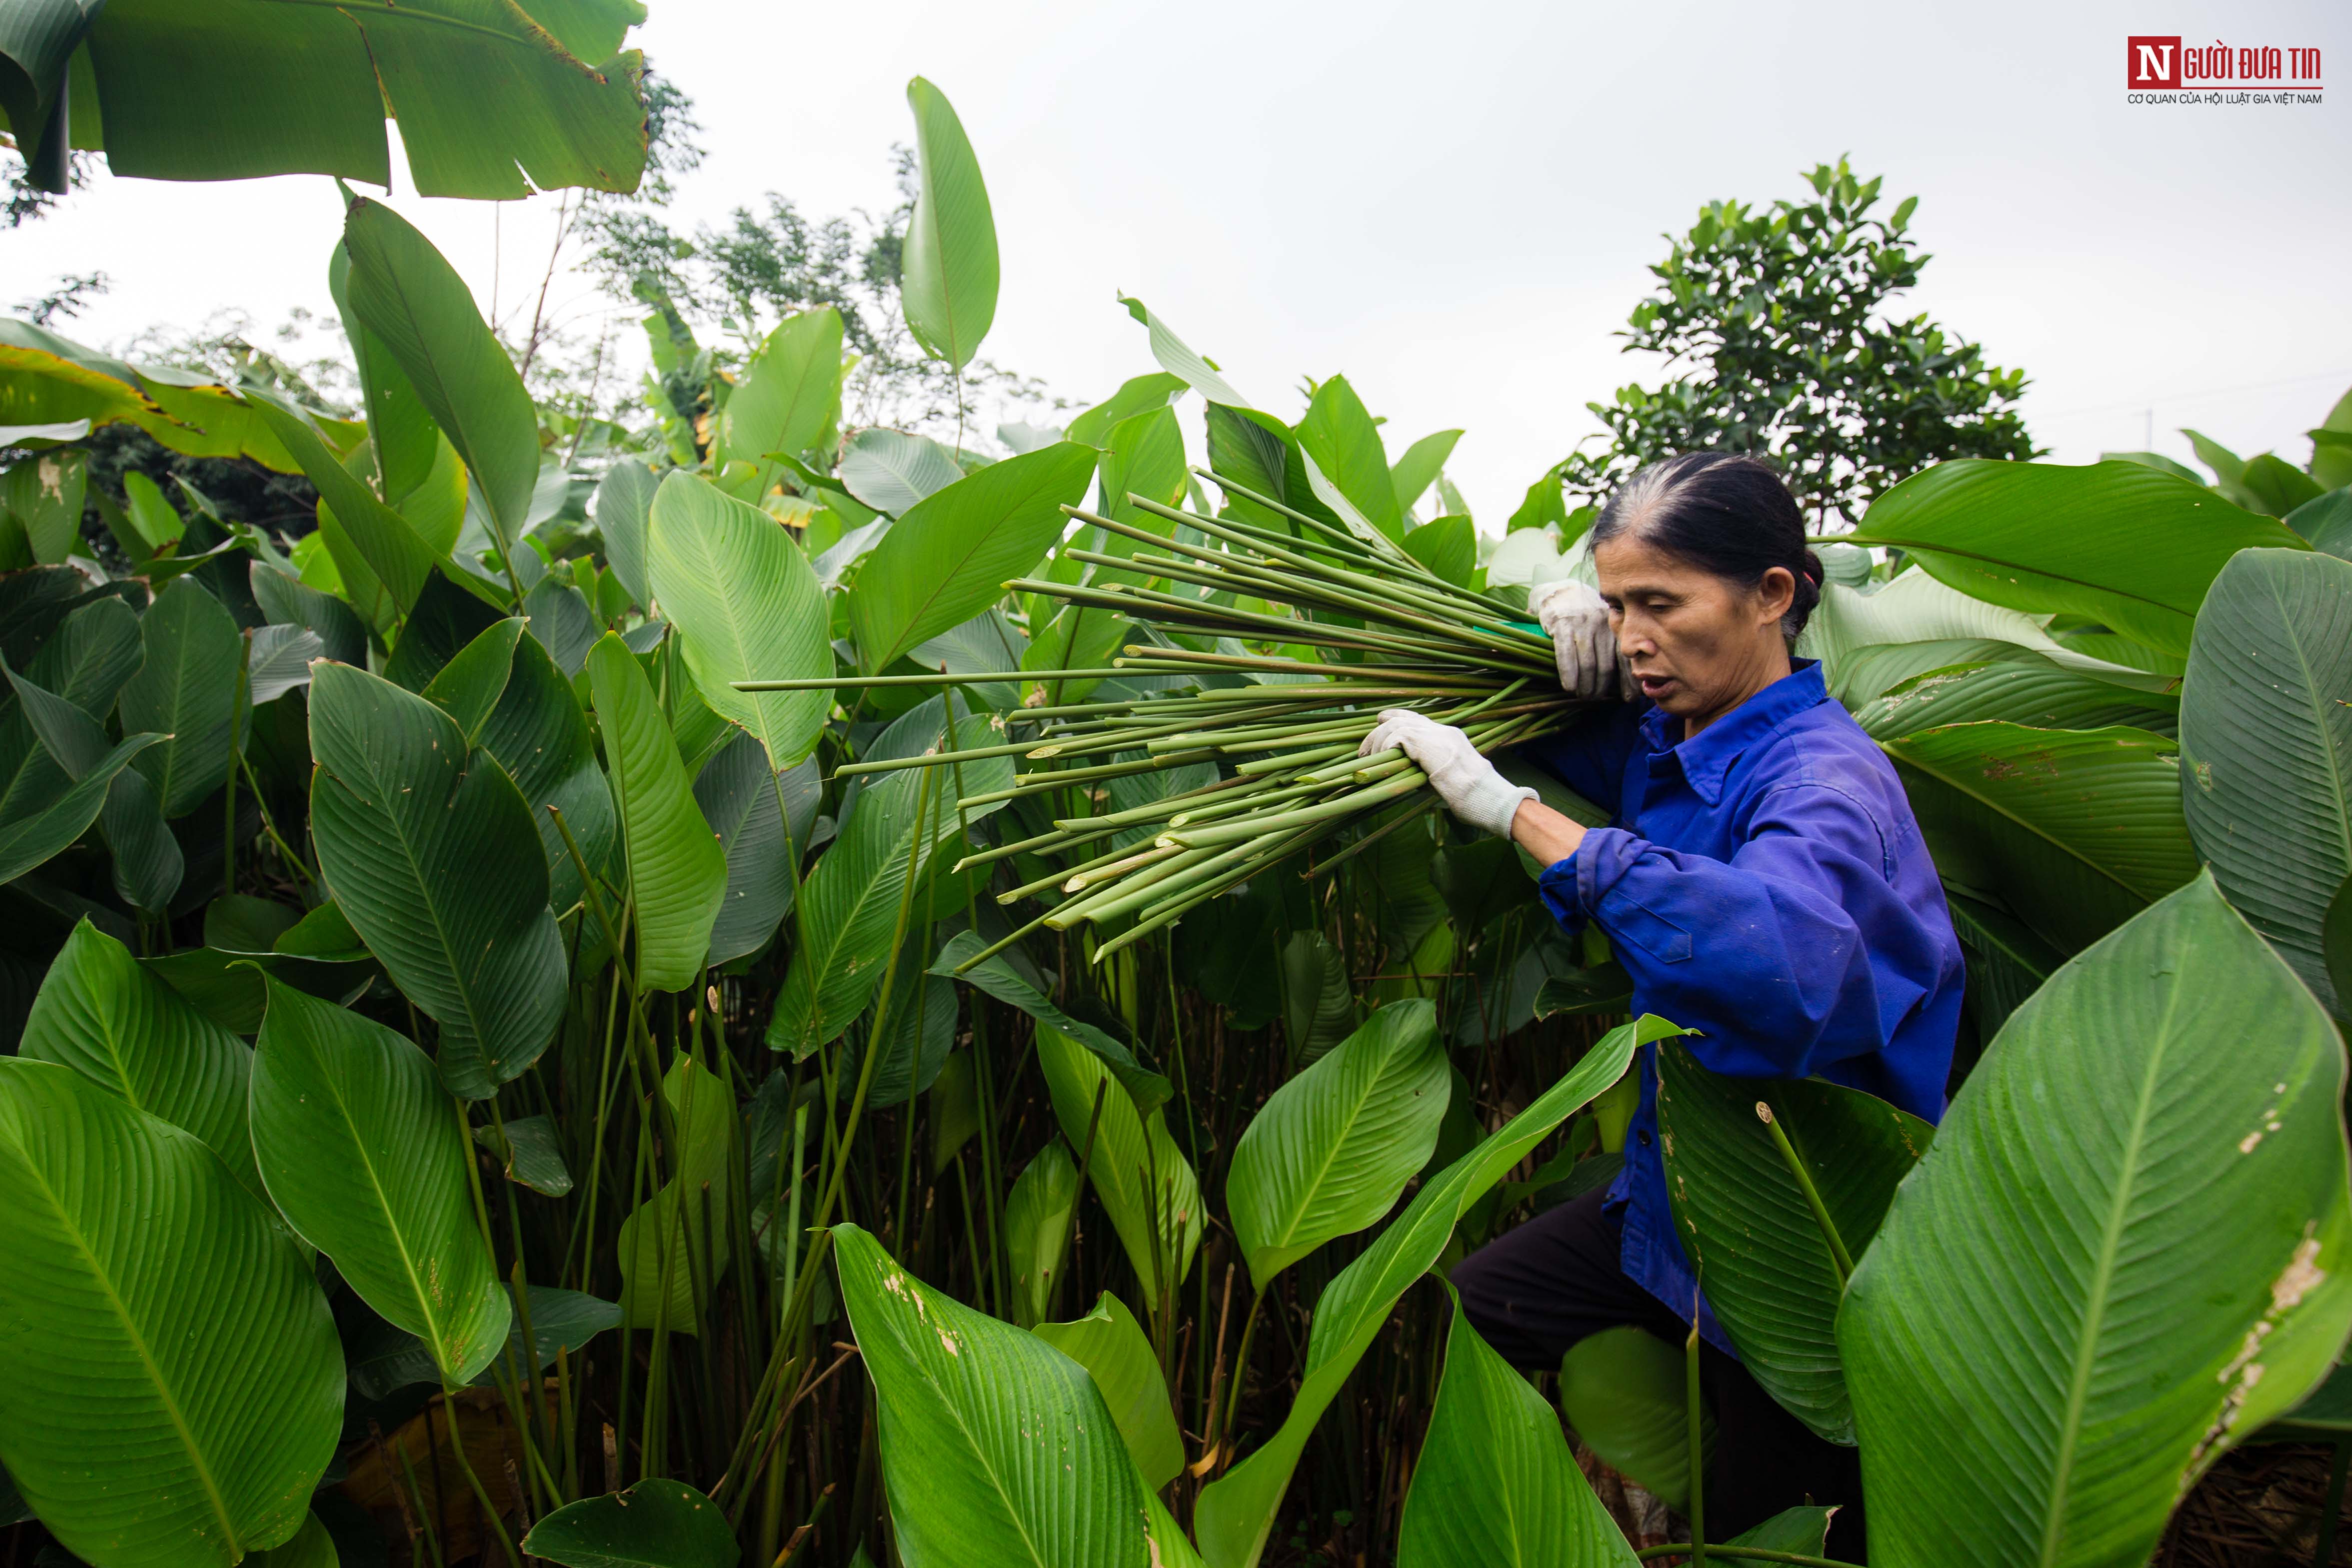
[{"left": 1451, "top": 1186, "right": 1867, "bottom": 1561}]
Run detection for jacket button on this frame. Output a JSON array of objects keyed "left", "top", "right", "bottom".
[{"left": 1637, "top": 1130, "right": 1653, "bottom": 1148}]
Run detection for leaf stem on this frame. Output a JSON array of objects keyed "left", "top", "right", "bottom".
[{"left": 1755, "top": 1101, "right": 1855, "bottom": 1286}]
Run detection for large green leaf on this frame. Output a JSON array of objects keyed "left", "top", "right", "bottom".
[
  {"left": 1065, "top": 372, "right": 1185, "bottom": 448},
  {"left": 0, "top": 447, "right": 86, "bottom": 563},
  {"left": 308, "top": 660, "right": 565, "bottom": 1097},
  {"left": 849, "top": 442, "right": 1098, "bottom": 672},
  {"left": 1654, "top": 1047, "right": 1933, "bottom": 1444},
  {"left": 1557, "top": 1325, "right": 1711, "bottom": 1515},
  {"left": 1004, "top": 1142, "right": 1078, "bottom": 1329},
  {"left": 0, "top": 1058, "right": 340, "bottom": 1568},
  {"left": 1847, "top": 460, "right": 2308, "bottom": 656},
  {"left": 2179, "top": 547, "right": 2352, "bottom": 1013},
  {"left": 244, "top": 387, "right": 442, "bottom": 615},
  {"left": 838, "top": 427, "right": 962, "bottom": 517},
  {"left": 1295, "top": 374, "right": 1401, "bottom": 542},
  {"left": 19, "top": 0, "right": 644, "bottom": 198},
  {"left": 5, "top": 652, "right": 182, "bottom": 912},
  {"left": 116, "top": 576, "right": 243, "bottom": 817},
  {"left": 1034, "top": 1020, "right": 1202, "bottom": 1300},
  {"left": 1389, "top": 429, "right": 1463, "bottom": 519},
  {"left": 586, "top": 633, "right": 726, "bottom": 993},
  {"left": 1853, "top": 654, "right": 2179, "bottom": 742},
  {"left": 28, "top": 592, "right": 142, "bottom": 715},
  {"left": 20, "top": 919, "right": 260, "bottom": 1199},
  {"left": 251, "top": 978, "right": 509, "bottom": 1383},
  {"left": 694, "top": 739, "right": 818, "bottom": 967},
  {"left": 350, "top": 1283, "right": 616, "bottom": 1400},
  {"left": 647, "top": 471, "right": 832, "bottom": 769},
  {"left": 0, "top": 729, "right": 161, "bottom": 883},
  {"left": 522, "top": 1479, "right": 739, "bottom": 1568},
  {"left": 593, "top": 460, "right": 658, "bottom": 610},
  {"left": 900, "top": 78, "right": 997, "bottom": 372},
  {"left": 1032, "top": 1291, "right": 1185, "bottom": 1491},
  {"left": 344, "top": 198, "right": 541, "bottom": 569},
  {"left": 1195, "top": 1016, "right": 1693, "bottom": 1568},
  {"left": 715, "top": 307, "right": 843, "bottom": 476},
  {"left": 1886, "top": 722, "right": 2198, "bottom": 955},
  {"left": 1842, "top": 873, "right": 2352, "bottom": 1568},
  {"left": 616, "top": 1052, "right": 736, "bottom": 1333},
  {"left": 1399, "top": 1286, "right": 1639, "bottom": 1568},
  {"left": 1226, "top": 998, "right": 1449, "bottom": 1292},
  {"left": 1118, "top": 293, "right": 1247, "bottom": 407},
  {"left": 933, "top": 928, "right": 1171, "bottom": 1113},
  {"left": 766, "top": 703, "right": 1010, "bottom": 1055},
  {"left": 832, "top": 1223, "right": 1200, "bottom": 1568}
]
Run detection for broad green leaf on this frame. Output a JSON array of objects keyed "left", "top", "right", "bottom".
[
  {"left": 715, "top": 307, "right": 843, "bottom": 477},
  {"left": 1195, "top": 1015, "right": 1691, "bottom": 1568},
  {"left": 1389, "top": 429, "right": 1463, "bottom": 518},
  {"left": 850, "top": 442, "right": 1098, "bottom": 672},
  {"left": 384, "top": 568, "right": 507, "bottom": 693},
  {"left": 593, "top": 461, "right": 658, "bottom": 610},
  {"left": 839, "top": 427, "right": 962, "bottom": 517},
  {"left": 1558, "top": 1325, "right": 1712, "bottom": 1515},
  {"left": 1118, "top": 293, "right": 1246, "bottom": 407},
  {"left": 248, "top": 1511, "right": 337, "bottom": 1568},
  {"left": 522, "top": 1479, "right": 738, "bottom": 1568},
  {"left": 1032, "top": 1291, "right": 1185, "bottom": 1491},
  {"left": 1295, "top": 375, "right": 1401, "bottom": 541},
  {"left": 1401, "top": 515, "right": 1474, "bottom": 587},
  {"left": 1655, "top": 1046, "right": 1933, "bottom": 1444},
  {"left": 0, "top": 730, "right": 162, "bottom": 883},
  {"left": 245, "top": 387, "right": 441, "bottom": 613},
  {"left": 5, "top": 652, "right": 181, "bottom": 911},
  {"left": 647, "top": 472, "right": 831, "bottom": 769},
  {"left": 521, "top": 575, "right": 596, "bottom": 677},
  {"left": 1279, "top": 930, "right": 1356, "bottom": 1067},
  {"left": 1065, "top": 372, "right": 1186, "bottom": 448},
  {"left": 344, "top": 198, "right": 540, "bottom": 567},
  {"left": 0, "top": 1058, "right": 340, "bottom": 1568},
  {"left": 251, "top": 978, "right": 509, "bottom": 1383},
  {"left": 617, "top": 1052, "right": 736, "bottom": 1333},
  {"left": 348, "top": 1282, "right": 617, "bottom": 1400},
  {"left": 460, "top": 625, "right": 617, "bottom": 919},
  {"left": 766, "top": 703, "right": 1010, "bottom": 1055},
  {"left": 1400, "top": 1286, "right": 1640, "bottom": 1568},
  {"left": 901, "top": 77, "right": 998, "bottom": 372},
  {"left": 21, "top": 919, "right": 260, "bottom": 1198},
  {"left": 27, "top": 593, "right": 143, "bottom": 716},
  {"left": 1004, "top": 1142, "right": 1078, "bottom": 1329},
  {"left": 2179, "top": 547, "right": 2352, "bottom": 1012},
  {"left": 1730, "top": 1507, "right": 1839, "bottom": 1552},
  {"left": 1853, "top": 654, "right": 2179, "bottom": 742},
  {"left": 833, "top": 1223, "right": 1200, "bottom": 1568},
  {"left": 1847, "top": 460, "right": 2308, "bottom": 656},
  {"left": 117, "top": 576, "right": 243, "bottom": 817},
  {"left": 695, "top": 738, "right": 818, "bottom": 967},
  {"left": 1034, "top": 1019, "right": 1202, "bottom": 1299},
  {"left": 1843, "top": 873, "right": 2352, "bottom": 1568},
  {"left": 1797, "top": 567, "right": 2082, "bottom": 693},
  {"left": 586, "top": 633, "right": 726, "bottom": 993},
  {"left": 1886, "top": 722, "right": 2197, "bottom": 956},
  {"left": 1, "top": 447, "right": 85, "bottom": 563},
  {"left": 1097, "top": 404, "right": 1187, "bottom": 526},
  {"left": 329, "top": 235, "right": 439, "bottom": 506},
  {"left": 308, "top": 660, "right": 565, "bottom": 1097},
  {"left": 1226, "top": 998, "right": 1449, "bottom": 1292},
  {"left": 853, "top": 929, "right": 956, "bottom": 1111},
  {"left": 934, "top": 928, "right": 1171, "bottom": 1113}
]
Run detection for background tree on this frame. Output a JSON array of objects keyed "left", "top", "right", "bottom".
[{"left": 1557, "top": 159, "right": 2037, "bottom": 526}]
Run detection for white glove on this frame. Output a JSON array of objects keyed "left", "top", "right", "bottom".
[
  {"left": 1358, "top": 709, "right": 1534, "bottom": 839},
  {"left": 1531, "top": 579, "right": 1636, "bottom": 700}
]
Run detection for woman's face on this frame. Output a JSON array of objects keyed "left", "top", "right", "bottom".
[{"left": 1593, "top": 532, "right": 1796, "bottom": 730}]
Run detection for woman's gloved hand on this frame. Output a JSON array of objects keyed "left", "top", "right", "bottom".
[
  {"left": 1359, "top": 709, "right": 1535, "bottom": 839},
  {"left": 1530, "top": 579, "right": 1637, "bottom": 700}
]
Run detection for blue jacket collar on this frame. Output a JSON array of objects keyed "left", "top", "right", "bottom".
[{"left": 1638, "top": 659, "right": 1829, "bottom": 806}]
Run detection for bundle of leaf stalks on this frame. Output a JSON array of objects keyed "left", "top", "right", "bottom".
[{"left": 739, "top": 472, "right": 1587, "bottom": 968}]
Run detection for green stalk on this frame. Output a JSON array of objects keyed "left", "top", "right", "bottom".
[
  {"left": 1687, "top": 1313, "right": 1707, "bottom": 1563},
  {"left": 732, "top": 668, "right": 1132, "bottom": 691},
  {"left": 1756, "top": 1101, "right": 1855, "bottom": 1286}
]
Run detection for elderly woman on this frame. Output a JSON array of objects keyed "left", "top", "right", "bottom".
[{"left": 1360, "top": 453, "right": 1962, "bottom": 1558}]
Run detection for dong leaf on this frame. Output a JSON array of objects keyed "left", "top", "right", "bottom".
[
  {"left": 593, "top": 460, "right": 658, "bottom": 611},
  {"left": 1853, "top": 654, "right": 2179, "bottom": 742},
  {"left": 117, "top": 576, "right": 244, "bottom": 817},
  {"left": 245, "top": 386, "right": 440, "bottom": 614},
  {"left": 2179, "top": 547, "right": 2352, "bottom": 1013},
  {"left": 586, "top": 633, "right": 726, "bottom": 993},
  {"left": 1118, "top": 293, "right": 1246, "bottom": 408},
  {"left": 1399, "top": 1285, "right": 1640, "bottom": 1568},
  {"left": 27, "top": 593, "right": 142, "bottom": 717},
  {"left": 616, "top": 1052, "right": 736, "bottom": 1334},
  {"left": 1226, "top": 998, "right": 1449, "bottom": 1292},
  {"left": 1885, "top": 722, "right": 2197, "bottom": 956},
  {"left": 832, "top": 1224, "right": 1200, "bottom": 1568},
  {"left": 453, "top": 624, "right": 618, "bottom": 919},
  {"left": 647, "top": 471, "right": 832, "bottom": 769},
  {"left": 1557, "top": 1325, "right": 1712, "bottom": 1514},
  {"left": 695, "top": 738, "right": 819, "bottom": 967},
  {"left": 20, "top": 919, "right": 261, "bottom": 1200},
  {"left": 900, "top": 78, "right": 998, "bottom": 372},
  {"left": 1847, "top": 460, "right": 2307, "bottom": 657},
  {"left": 308, "top": 660, "right": 565, "bottom": 1097},
  {"left": 849, "top": 441, "right": 1098, "bottom": 672},
  {"left": 838, "top": 427, "right": 962, "bottom": 517},
  {"left": 0, "top": 730, "right": 162, "bottom": 884},
  {"left": 522, "top": 1479, "right": 739, "bottom": 1568},
  {"left": 0, "top": 1059, "right": 340, "bottom": 1568},
  {"left": 251, "top": 978, "right": 509, "bottom": 1384},
  {"left": 1654, "top": 1047, "right": 1933, "bottom": 1444},
  {"left": 716, "top": 307, "right": 844, "bottom": 477},
  {"left": 5, "top": 653, "right": 181, "bottom": 911},
  {"left": 1004, "top": 1142, "right": 1079, "bottom": 1329},
  {"left": 1295, "top": 375, "right": 1401, "bottom": 542},
  {"left": 1034, "top": 1021, "right": 1202, "bottom": 1304},
  {"left": 1195, "top": 1015, "right": 1690, "bottom": 1568},
  {"left": 1032, "top": 1292, "right": 1185, "bottom": 1491},
  {"left": 1842, "top": 873, "right": 2352, "bottom": 1568},
  {"left": 933, "top": 928, "right": 1170, "bottom": 1113}
]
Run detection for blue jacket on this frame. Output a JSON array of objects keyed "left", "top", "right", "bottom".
[{"left": 1520, "top": 659, "right": 1963, "bottom": 1347}]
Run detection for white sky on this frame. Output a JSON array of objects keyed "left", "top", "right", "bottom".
[{"left": 7, "top": 0, "right": 2348, "bottom": 520}]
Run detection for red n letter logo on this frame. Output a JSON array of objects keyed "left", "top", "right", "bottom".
[{"left": 2127, "top": 35, "right": 2182, "bottom": 87}]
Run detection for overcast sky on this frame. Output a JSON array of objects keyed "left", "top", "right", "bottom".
[{"left": 9, "top": 0, "right": 2347, "bottom": 520}]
